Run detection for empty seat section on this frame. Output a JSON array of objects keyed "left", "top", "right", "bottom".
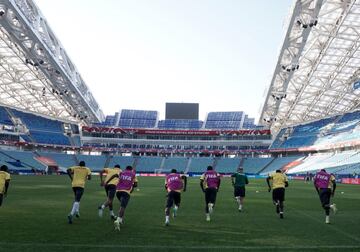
[
  {"left": 118, "top": 109, "right": 157, "bottom": 128},
  {"left": 242, "top": 157, "right": 274, "bottom": 174},
  {"left": 76, "top": 154, "right": 107, "bottom": 171},
  {"left": 158, "top": 119, "right": 203, "bottom": 129},
  {"left": 215, "top": 158, "right": 241, "bottom": 173},
  {"left": 30, "top": 131, "right": 70, "bottom": 145},
  {"left": 188, "top": 157, "right": 214, "bottom": 173},
  {"left": 109, "top": 156, "right": 134, "bottom": 168},
  {"left": 0, "top": 150, "right": 45, "bottom": 170},
  {"left": 38, "top": 152, "right": 77, "bottom": 168},
  {"left": 162, "top": 157, "right": 188, "bottom": 172},
  {"left": 260, "top": 156, "right": 304, "bottom": 174},
  {"left": 0, "top": 106, "right": 13, "bottom": 126},
  {"left": 135, "top": 157, "right": 163, "bottom": 172},
  {"left": 205, "top": 112, "right": 243, "bottom": 130}
]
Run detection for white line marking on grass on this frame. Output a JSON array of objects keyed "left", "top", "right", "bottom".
[
  {"left": 1, "top": 242, "right": 360, "bottom": 250},
  {"left": 295, "top": 210, "right": 360, "bottom": 243}
]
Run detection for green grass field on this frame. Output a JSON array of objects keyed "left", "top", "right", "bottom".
[{"left": 1, "top": 175, "right": 360, "bottom": 252}]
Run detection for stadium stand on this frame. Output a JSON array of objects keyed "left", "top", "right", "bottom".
[
  {"left": 135, "top": 156, "right": 163, "bottom": 172},
  {"left": 118, "top": 109, "right": 157, "bottom": 128},
  {"left": 242, "top": 157, "right": 274, "bottom": 174},
  {"left": 0, "top": 149, "right": 45, "bottom": 171},
  {"left": 108, "top": 156, "right": 135, "bottom": 169},
  {"left": 260, "top": 155, "right": 304, "bottom": 175},
  {"left": 215, "top": 157, "right": 241, "bottom": 173},
  {"left": 205, "top": 112, "right": 243, "bottom": 130},
  {"left": 0, "top": 106, "right": 13, "bottom": 126},
  {"left": 38, "top": 151, "right": 77, "bottom": 168},
  {"left": 187, "top": 157, "right": 214, "bottom": 173},
  {"left": 162, "top": 157, "right": 189, "bottom": 172},
  {"left": 76, "top": 154, "right": 108, "bottom": 171},
  {"left": 158, "top": 119, "right": 203, "bottom": 129}
]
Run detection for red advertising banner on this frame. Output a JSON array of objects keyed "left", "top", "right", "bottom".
[
  {"left": 341, "top": 178, "right": 360, "bottom": 185},
  {"left": 82, "top": 126, "right": 271, "bottom": 136}
]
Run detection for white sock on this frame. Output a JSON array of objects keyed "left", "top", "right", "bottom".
[
  {"left": 326, "top": 216, "right": 330, "bottom": 223},
  {"left": 239, "top": 204, "right": 242, "bottom": 210},
  {"left": 165, "top": 216, "right": 170, "bottom": 222},
  {"left": 174, "top": 205, "right": 178, "bottom": 211},
  {"left": 101, "top": 204, "right": 105, "bottom": 209},
  {"left": 236, "top": 197, "right": 241, "bottom": 204},
  {"left": 110, "top": 210, "right": 114, "bottom": 216},
  {"left": 76, "top": 202, "right": 80, "bottom": 213},
  {"left": 70, "top": 202, "right": 79, "bottom": 215}
]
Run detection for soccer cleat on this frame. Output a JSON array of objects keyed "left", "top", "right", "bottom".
[
  {"left": 330, "top": 204, "right": 337, "bottom": 214},
  {"left": 206, "top": 214, "right": 211, "bottom": 222},
  {"left": 67, "top": 214, "right": 73, "bottom": 224},
  {"left": 98, "top": 206, "right": 103, "bottom": 218},
  {"left": 279, "top": 212, "right": 284, "bottom": 219},
  {"left": 75, "top": 212, "right": 80, "bottom": 218},
  {"left": 208, "top": 203, "right": 214, "bottom": 214},
  {"left": 114, "top": 219, "right": 121, "bottom": 231},
  {"left": 165, "top": 220, "right": 170, "bottom": 226},
  {"left": 110, "top": 215, "right": 117, "bottom": 221}
]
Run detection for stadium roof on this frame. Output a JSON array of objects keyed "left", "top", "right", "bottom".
[
  {"left": 0, "top": 0, "right": 104, "bottom": 123},
  {"left": 260, "top": 0, "right": 360, "bottom": 133}
]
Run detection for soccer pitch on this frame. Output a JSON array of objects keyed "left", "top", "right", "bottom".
[{"left": 1, "top": 176, "right": 360, "bottom": 252}]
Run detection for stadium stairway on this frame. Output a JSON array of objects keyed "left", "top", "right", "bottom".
[
  {"left": 257, "top": 158, "right": 277, "bottom": 174},
  {"left": 184, "top": 158, "right": 192, "bottom": 174}
]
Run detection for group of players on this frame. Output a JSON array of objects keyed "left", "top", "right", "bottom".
[{"left": 0, "top": 161, "right": 338, "bottom": 230}]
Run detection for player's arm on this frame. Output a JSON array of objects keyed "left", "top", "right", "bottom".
[
  {"left": 66, "top": 168, "right": 73, "bottom": 180},
  {"left": 266, "top": 177, "right": 271, "bottom": 192},
  {"left": 245, "top": 176, "right": 249, "bottom": 185},
  {"left": 130, "top": 179, "right": 138, "bottom": 193},
  {"left": 217, "top": 175, "right": 221, "bottom": 191},
  {"left": 285, "top": 176, "right": 289, "bottom": 187},
  {"left": 331, "top": 176, "right": 336, "bottom": 196},
  {"left": 313, "top": 178, "right": 319, "bottom": 193},
  {"left": 182, "top": 175, "right": 187, "bottom": 192},
  {"left": 231, "top": 174, "right": 235, "bottom": 186},
  {"left": 4, "top": 179, "right": 10, "bottom": 196},
  {"left": 200, "top": 179, "right": 205, "bottom": 192},
  {"left": 105, "top": 174, "right": 119, "bottom": 186},
  {"left": 99, "top": 169, "right": 105, "bottom": 186}
]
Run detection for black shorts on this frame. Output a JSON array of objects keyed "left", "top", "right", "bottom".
[
  {"left": 205, "top": 187, "right": 217, "bottom": 205},
  {"left": 0, "top": 193, "right": 3, "bottom": 206},
  {"left": 272, "top": 188, "right": 285, "bottom": 202},
  {"left": 116, "top": 191, "right": 131, "bottom": 208},
  {"left": 72, "top": 187, "right": 84, "bottom": 202},
  {"left": 105, "top": 184, "right": 117, "bottom": 200},
  {"left": 234, "top": 186, "right": 246, "bottom": 198},
  {"left": 166, "top": 191, "right": 181, "bottom": 208},
  {"left": 319, "top": 188, "right": 331, "bottom": 207}
]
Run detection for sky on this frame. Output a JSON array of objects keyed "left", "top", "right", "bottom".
[{"left": 35, "top": 0, "right": 293, "bottom": 122}]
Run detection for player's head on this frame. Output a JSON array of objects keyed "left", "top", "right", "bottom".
[
  {"left": 238, "top": 167, "right": 243, "bottom": 172},
  {"left": 171, "top": 169, "right": 177, "bottom": 173},
  {"left": 321, "top": 169, "right": 326, "bottom": 172},
  {"left": 79, "top": 161, "right": 86, "bottom": 167},
  {"left": 276, "top": 169, "right": 282, "bottom": 173},
  {"left": 114, "top": 164, "right": 120, "bottom": 169},
  {"left": 207, "top": 166, "right": 213, "bottom": 171},
  {"left": 0, "top": 165, "right": 8, "bottom": 172},
  {"left": 126, "top": 165, "right": 133, "bottom": 170}
]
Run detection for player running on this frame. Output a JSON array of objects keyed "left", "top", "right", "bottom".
[
  {"left": 164, "top": 169, "right": 187, "bottom": 226},
  {"left": 113, "top": 165, "right": 138, "bottom": 231},
  {"left": 98, "top": 164, "right": 122, "bottom": 220},
  {"left": 231, "top": 167, "right": 249, "bottom": 212},
  {"left": 266, "top": 169, "right": 288, "bottom": 219},
  {"left": 0, "top": 165, "right": 10, "bottom": 207},
  {"left": 313, "top": 169, "right": 337, "bottom": 224},
  {"left": 66, "top": 161, "right": 91, "bottom": 224},
  {"left": 200, "top": 166, "right": 221, "bottom": 222}
]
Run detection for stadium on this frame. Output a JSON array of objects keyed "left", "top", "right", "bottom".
[{"left": 1, "top": 0, "right": 360, "bottom": 251}]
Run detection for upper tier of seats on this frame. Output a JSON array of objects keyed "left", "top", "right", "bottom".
[
  {"left": 118, "top": 109, "right": 157, "bottom": 128},
  {"left": 0, "top": 107, "right": 13, "bottom": 126},
  {"left": 158, "top": 119, "right": 203, "bottom": 129},
  {"left": 271, "top": 109, "right": 360, "bottom": 149},
  {"left": 205, "top": 112, "right": 243, "bottom": 130}
]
